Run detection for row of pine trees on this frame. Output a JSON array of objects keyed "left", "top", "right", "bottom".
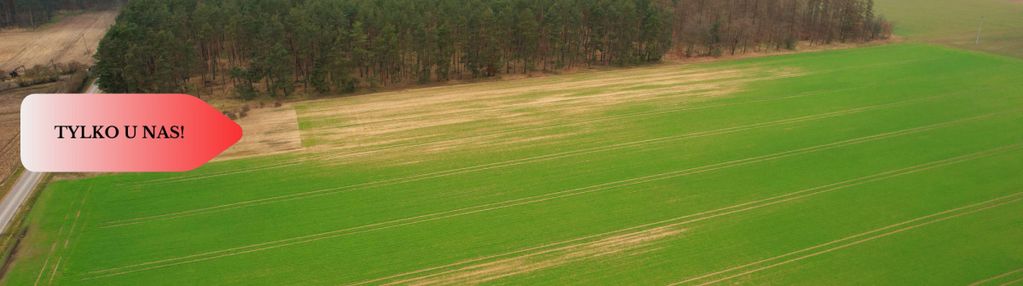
[{"left": 93, "top": 0, "right": 890, "bottom": 98}]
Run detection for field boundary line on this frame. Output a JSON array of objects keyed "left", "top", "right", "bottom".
[
  {"left": 367, "top": 143, "right": 1023, "bottom": 285},
  {"left": 972, "top": 268, "right": 1023, "bottom": 286},
  {"left": 80, "top": 117, "right": 1016, "bottom": 281},
  {"left": 670, "top": 192, "right": 1023, "bottom": 286},
  {"left": 99, "top": 94, "right": 951, "bottom": 228}
]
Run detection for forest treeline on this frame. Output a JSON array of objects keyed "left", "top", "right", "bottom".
[
  {"left": 93, "top": 0, "right": 891, "bottom": 98},
  {"left": 0, "top": 0, "right": 121, "bottom": 27}
]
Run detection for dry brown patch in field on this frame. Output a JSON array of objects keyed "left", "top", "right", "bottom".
[
  {"left": 297, "top": 66, "right": 695, "bottom": 115},
  {"left": 393, "top": 226, "right": 685, "bottom": 286},
  {"left": 300, "top": 67, "right": 732, "bottom": 120},
  {"left": 216, "top": 105, "right": 303, "bottom": 160},
  {"left": 0, "top": 11, "right": 117, "bottom": 71},
  {"left": 298, "top": 65, "right": 801, "bottom": 164},
  {"left": 310, "top": 68, "right": 753, "bottom": 123},
  {"left": 306, "top": 69, "right": 742, "bottom": 132},
  {"left": 402, "top": 132, "right": 576, "bottom": 159}
]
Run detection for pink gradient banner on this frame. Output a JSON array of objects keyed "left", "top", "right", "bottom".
[{"left": 20, "top": 94, "right": 242, "bottom": 172}]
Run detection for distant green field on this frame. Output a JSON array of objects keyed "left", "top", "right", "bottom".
[
  {"left": 4, "top": 44, "right": 1023, "bottom": 285},
  {"left": 875, "top": 0, "right": 1023, "bottom": 58}
]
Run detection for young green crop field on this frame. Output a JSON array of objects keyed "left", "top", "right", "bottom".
[{"left": 2, "top": 43, "right": 1022, "bottom": 285}]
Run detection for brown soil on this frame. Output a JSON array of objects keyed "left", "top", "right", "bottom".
[
  {"left": 0, "top": 83, "right": 66, "bottom": 185},
  {"left": 216, "top": 105, "right": 303, "bottom": 160},
  {"left": 0, "top": 11, "right": 117, "bottom": 71}
]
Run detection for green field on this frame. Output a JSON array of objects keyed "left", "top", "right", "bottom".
[
  {"left": 2, "top": 43, "right": 1022, "bottom": 285},
  {"left": 875, "top": 0, "right": 1023, "bottom": 58}
]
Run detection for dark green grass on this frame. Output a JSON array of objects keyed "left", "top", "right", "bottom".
[{"left": 3, "top": 44, "right": 1023, "bottom": 285}]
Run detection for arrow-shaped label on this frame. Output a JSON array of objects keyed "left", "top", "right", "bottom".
[{"left": 20, "top": 94, "right": 242, "bottom": 172}]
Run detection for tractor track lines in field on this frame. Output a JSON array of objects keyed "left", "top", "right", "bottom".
[
  {"left": 99, "top": 95, "right": 949, "bottom": 228},
  {"left": 670, "top": 192, "right": 1023, "bottom": 286},
  {"left": 356, "top": 143, "right": 1023, "bottom": 285},
  {"left": 46, "top": 189, "right": 90, "bottom": 286},
  {"left": 0, "top": 131, "right": 18, "bottom": 155},
  {"left": 33, "top": 241, "right": 61, "bottom": 286},
  {"left": 79, "top": 114, "right": 1015, "bottom": 281},
  {"left": 33, "top": 210, "right": 76, "bottom": 286},
  {"left": 1002, "top": 278, "right": 1023, "bottom": 286},
  {"left": 972, "top": 268, "right": 1023, "bottom": 286},
  {"left": 33, "top": 188, "right": 90, "bottom": 286},
  {"left": 388, "top": 226, "right": 688, "bottom": 285},
  {"left": 117, "top": 161, "right": 306, "bottom": 186}
]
